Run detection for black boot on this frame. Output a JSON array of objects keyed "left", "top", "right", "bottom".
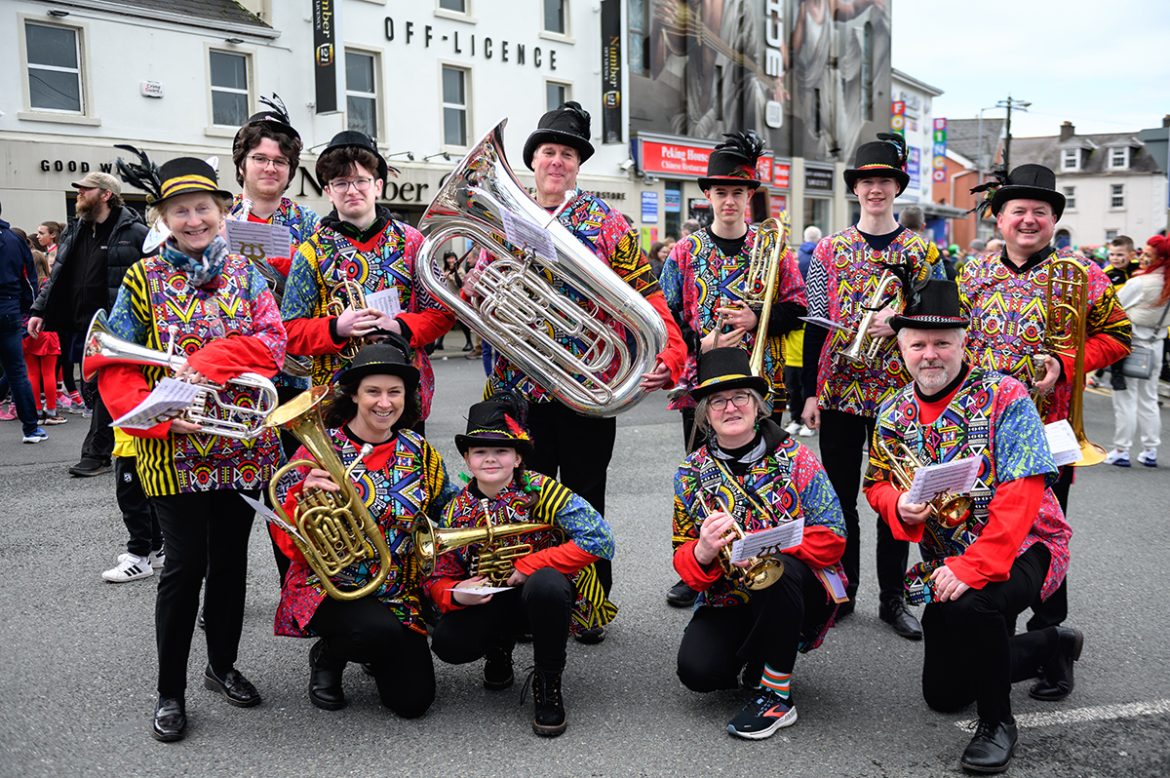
[
  {"left": 1029, "top": 626, "right": 1083, "bottom": 701},
  {"left": 529, "top": 669, "right": 567, "bottom": 737},
  {"left": 879, "top": 598, "right": 923, "bottom": 640},
  {"left": 483, "top": 644, "right": 515, "bottom": 690},
  {"left": 960, "top": 718, "right": 1017, "bottom": 774},
  {"left": 308, "top": 639, "right": 347, "bottom": 711}
]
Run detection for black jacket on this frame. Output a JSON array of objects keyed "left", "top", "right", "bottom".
[
  {"left": 0, "top": 218, "right": 37, "bottom": 317},
  {"left": 32, "top": 204, "right": 149, "bottom": 332}
]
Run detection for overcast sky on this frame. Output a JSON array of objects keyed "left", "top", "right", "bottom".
[{"left": 891, "top": 0, "right": 1170, "bottom": 138}]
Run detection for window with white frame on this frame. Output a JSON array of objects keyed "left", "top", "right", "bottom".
[
  {"left": 209, "top": 50, "right": 250, "bottom": 126},
  {"left": 1108, "top": 147, "right": 1129, "bottom": 170},
  {"left": 546, "top": 81, "right": 570, "bottom": 111},
  {"left": 1060, "top": 148, "right": 1080, "bottom": 172},
  {"left": 441, "top": 65, "right": 469, "bottom": 147},
  {"left": 25, "top": 22, "right": 83, "bottom": 113},
  {"left": 1105, "top": 229, "right": 1118, "bottom": 241},
  {"left": 346, "top": 50, "right": 379, "bottom": 140},
  {"left": 1062, "top": 186, "right": 1076, "bottom": 210},
  {"left": 438, "top": 0, "right": 466, "bottom": 12},
  {"left": 1110, "top": 183, "right": 1125, "bottom": 209},
  {"left": 544, "top": 0, "right": 567, "bottom": 34}
]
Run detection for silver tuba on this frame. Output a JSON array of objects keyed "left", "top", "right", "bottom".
[{"left": 415, "top": 119, "right": 667, "bottom": 417}]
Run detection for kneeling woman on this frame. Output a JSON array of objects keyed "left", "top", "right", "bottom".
[
  {"left": 273, "top": 341, "right": 456, "bottom": 717},
  {"left": 423, "top": 394, "right": 616, "bottom": 737},
  {"left": 672, "top": 347, "right": 847, "bottom": 740}
]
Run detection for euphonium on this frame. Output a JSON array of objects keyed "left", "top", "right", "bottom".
[
  {"left": 414, "top": 119, "right": 667, "bottom": 417},
  {"left": 742, "top": 215, "right": 792, "bottom": 378},
  {"left": 414, "top": 499, "right": 554, "bottom": 585},
  {"left": 325, "top": 279, "right": 375, "bottom": 361},
  {"left": 839, "top": 271, "right": 902, "bottom": 367},
  {"left": 876, "top": 437, "right": 973, "bottom": 527},
  {"left": 81, "top": 310, "right": 278, "bottom": 440},
  {"left": 265, "top": 386, "right": 394, "bottom": 601}
]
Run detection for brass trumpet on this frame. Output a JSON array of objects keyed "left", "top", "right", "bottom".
[
  {"left": 414, "top": 499, "right": 553, "bottom": 585},
  {"left": 839, "top": 271, "right": 901, "bottom": 367},
  {"left": 697, "top": 492, "right": 784, "bottom": 591},
  {"left": 742, "top": 215, "right": 791, "bottom": 378},
  {"left": 325, "top": 279, "right": 374, "bottom": 361},
  {"left": 265, "top": 386, "right": 394, "bottom": 601},
  {"left": 876, "top": 437, "right": 972, "bottom": 528}
]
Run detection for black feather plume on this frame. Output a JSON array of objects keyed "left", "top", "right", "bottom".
[
  {"left": 967, "top": 166, "right": 1008, "bottom": 217},
  {"left": 487, "top": 390, "right": 529, "bottom": 430},
  {"left": 716, "top": 130, "right": 765, "bottom": 163},
  {"left": 876, "top": 132, "right": 908, "bottom": 168},
  {"left": 257, "top": 93, "right": 292, "bottom": 125},
  {"left": 560, "top": 100, "right": 591, "bottom": 125},
  {"left": 873, "top": 260, "right": 926, "bottom": 314},
  {"left": 113, "top": 144, "right": 162, "bottom": 202}
]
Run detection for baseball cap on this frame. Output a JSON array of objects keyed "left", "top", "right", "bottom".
[{"left": 72, "top": 171, "right": 122, "bottom": 194}]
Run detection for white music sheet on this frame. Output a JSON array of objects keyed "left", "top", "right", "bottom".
[
  {"left": 904, "top": 456, "right": 981, "bottom": 504},
  {"left": 225, "top": 219, "right": 291, "bottom": 259},
  {"left": 729, "top": 521, "right": 805, "bottom": 564},
  {"left": 109, "top": 377, "right": 198, "bottom": 430}
]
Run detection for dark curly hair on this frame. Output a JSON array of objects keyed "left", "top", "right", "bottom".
[
  {"left": 233, "top": 123, "right": 302, "bottom": 189},
  {"left": 316, "top": 146, "right": 381, "bottom": 187},
  {"left": 321, "top": 372, "right": 421, "bottom": 433}
]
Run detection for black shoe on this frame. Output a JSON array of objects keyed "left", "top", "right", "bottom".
[
  {"left": 68, "top": 458, "right": 111, "bottom": 477},
  {"left": 960, "top": 718, "right": 1017, "bottom": 774},
  {"left": 203, "top": 665, "right": 261, "bottom": 708},
  {"left": 1029, "top": 626, "right": 1084, "bottom": 701},
  {"left": 835, "top": 598, "right": 856, "bottom": 619},
  {"left": 525, "top": 669, "right": 567, "bottom": 737},
  {"left": 308, "top": 640, "right": 347, "bottom": 710},
  {"left": 461, "top": 342, "right": 473, "bottom": 352},
  {"left": 151, "top": 695, "right": 187, "bottom": 742},
  {"left": 880, "top": 600, "right": 923, "bottom": 640},
  {"left": 483, "top": 645, "right": 514, "bottom": 690},
  {"left": 666, "top": 579, "right": 699, "bottom": 608},
  {"left": 574, "top": 626, "right": 606, "bottom": 645}
]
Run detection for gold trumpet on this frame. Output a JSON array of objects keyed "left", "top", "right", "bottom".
[
  {"left": 414, "top": 499, "right": 553, "bottom": 585},
  {"left": 697, "top": 492, "right": 784, "bottom": 591},
  {"left": 742, "top": 215, "right": 791, "bottom": 378},
  {"left": 876, "top": 437, "right": 972, "bottom": 527},
  {"left": 325, "top": 279, "right": 374, "bottom": 361},
  {"left": 265, "top": 386, "right": 394, "bottom": 601},
  {"left": 839, "top": 271, "right": 902, "bottom": 367}
]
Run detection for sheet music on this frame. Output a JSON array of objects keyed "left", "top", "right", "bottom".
[
  {"left": 109, "top": 377, "right": 199, "bottom": 430},
  {"left": 729, "top": 521, "right": 804, "bottom": 564},
  {"left": 904, "top": 456, "right": 981, "bottom": 504},
  {"left": 1044, "top": 420, "right": 1084, "bottom": 467},
  {"left": 365, "top": 287, "right": 402, "bottom": 317},
  {"left": 799, "top": 315, "right": 850, "bottom": 332},
  {"left": 225, "top": 219, "right": 292, "bottom": 260},
  {"left": 444, "top": 585, "right": 514, "bottom": 595},
  {"left": 239, "top": 493, "right": 307, "bottom": 545},
  {"left": 502, "top": 210, "right": 557, "bottom": 265}
]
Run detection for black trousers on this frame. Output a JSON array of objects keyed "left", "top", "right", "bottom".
[
  {"left": 525, "top": 400, "right": 616, "bottom": 593},
  {"left": 1027, "top": 465, "right": 1072, "bottom": 631},
  {"left": 921, "top": 544, "right": 1056, "bottom": 726},
  {"left": 431, "top": 567, "right": 575, "bottom": 673},
  {"left": 116, "top": 457, "right": 160, "bottom": 558},
  {"left": 81, "top": 376, "right": 114, "bottom": 464},
  {"left": 818, "top": 408, "right": 907, "bottom": 605},
  {"left": 153, "top": 490, "right": 255, "bottom": 697},
  {"left": 308, "top": 596, "right": 435, "bottom": 718},
  {"left": 784, "top": 365, "right": 806, "bottom": 423},
  {"left": 676, "top": 556, "right": 834, "bottom": 692}
]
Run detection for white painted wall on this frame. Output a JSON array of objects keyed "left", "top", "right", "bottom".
[{"left": 1055, "top": 173, "right": 1169, "bottom": 247}]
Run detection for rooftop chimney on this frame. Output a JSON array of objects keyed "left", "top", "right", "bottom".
[{"left": 1059, "top": 121, "right": 1075, "bottom": 141}]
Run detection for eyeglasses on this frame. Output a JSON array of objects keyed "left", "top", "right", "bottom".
[
  {"left": 708, "top": 392, "right": 753, "bottom": 411},
  {"left": 246, "top": 154, "right": 290, "bottom": 170},
  {"left": 327, "top": 177, "right": 374, "bottom": 193}
]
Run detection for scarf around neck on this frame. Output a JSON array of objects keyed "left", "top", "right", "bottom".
[{"left": 161, "top": 234, "right": 229, "bottom": 288}]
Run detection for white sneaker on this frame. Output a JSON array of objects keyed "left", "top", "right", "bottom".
[
  {"left": 797, "top": 424, "right": 815, "bottom": 437},
  {"left": 1104, "top": 448, "right": 1130, "bottom": 467},
  {"left": 1137, "top": 449, "right": 1158, "bottom": 468},
  {"left": 784, "top": 421, "right": 801, "bottom": 434},
  {"left": 101, "top": 553, "right": 154, "bottom": 582},
  {"left": 148, "top": 549, "right": 166, "bottom": 569}
]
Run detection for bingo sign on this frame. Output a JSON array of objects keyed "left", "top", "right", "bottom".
[
  {"left": 932, "top": 118, "right": 948, "bottom": 183},
  {"left": 890, "top": 101, "right": 906, "bottom": 136}
]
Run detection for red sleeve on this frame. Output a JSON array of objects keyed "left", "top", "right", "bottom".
[
  {"left": 268, "top": 255, "right": 292, "bottom": 278},
  {"left": 1058, "top": 331, "right": 1130, "bottom": 379},
  {"left": 269, "top": 480, "right": 309, "bottom": 564},
  {"left": 512, "top": 541, "right": 599, "bottom": 577},
  {"left": 947, "top": 475, "right": 1044, "bottom": 589},
  {"left": 422, "top": 575, "right": 467, "bottom": 614},
  {"left": 186, "top": 335, "right": 281, "bottom": 382},
  {"left": 646, "top": 291, "right": 687, "bottom": 384},
  {"left": 397, "top": 306, "right": 457, "bottom": 349},
  {"left": 787, "top": 525, "right": 845, "bottom": 569},
  {"left": 672, "top": 540, "right": 724, "bottom": 591},
  {"left": 97, "top": 364, "right": 172, "bottom": 439},
  {"left": 284, "top": 316, "right": 345, "bottom": 357},
  {"left": 864, "top": 480, "right": 927, "bottom": 543}
]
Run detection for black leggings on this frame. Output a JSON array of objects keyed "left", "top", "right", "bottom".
[
  {"left": 308, "top": 596, "right": 435, "bottom": 718},
  {"left": 676, "top": 555, "right": 834, "bottom": 692},
  {"left": 431, "top": 567, "right": 575, "bottom": 673}
]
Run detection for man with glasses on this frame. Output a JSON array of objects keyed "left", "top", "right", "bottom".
[{"left": 281, "top": 130, "right": 454, "bottom": 427}]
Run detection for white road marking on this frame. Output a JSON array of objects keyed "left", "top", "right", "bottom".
[{"left": 955, "top": 699, "right": 1170, "bottom": 731}]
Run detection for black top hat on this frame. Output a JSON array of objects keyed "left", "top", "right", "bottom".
[
  {"left": 154, "top": 157, "right": 233, "bottom": 205},
  {"left": 890, "top": 280, "right": 970, "bottom": 332},
  {"left": 234, "top": 94, "right": 300, "bottom": 146},
  {"left": 336, "top": 339, "right": 419, "bottom": 391},
  {"left": 989, "top": 164, "right": 1066, "bottom": 220},
  {"left": 844, "top": 133, "right": 910, "bottom": 195},
  {"left": 523, "top": 101, "right": 595, "bottom": 170},
  {"left": 455, "top": 393, "right": 534, "bottom": 456},
  {"left": 690, "top": 347, "right": 768, "bottom": 402},
  {"left": 318, "top": 130, "right": 389, "bottom": 184},
  {"left": 698, "top": 131, "right": 764, "bottom": 190}
]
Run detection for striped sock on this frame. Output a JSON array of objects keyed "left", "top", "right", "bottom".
[{"left": 760, "top": 665, "right": 791, "bottom": 699}]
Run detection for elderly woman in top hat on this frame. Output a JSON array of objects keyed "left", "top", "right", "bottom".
[
  {"left": 272, "top": 340, "right": 457, "bottom": 720},
  {"left": 672, "top": 346, "right": 846, "bottom": 740},
  {"left": 423, "top": 392, "right": 616, "bottom": 738},
  {"left": 98, "top": 154, "right": 287, "bottom": 742}
]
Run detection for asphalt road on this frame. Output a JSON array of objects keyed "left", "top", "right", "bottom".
[{"left": 2, "top": 355, "right": 1169, "bottom": 777}]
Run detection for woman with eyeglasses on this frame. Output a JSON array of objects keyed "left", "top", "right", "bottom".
[
  {"left": 280, "top": 130, "right": 454, "bottom": 432},
  {"left": 671, "top": 347, "right": 847, "bottom": 740}
]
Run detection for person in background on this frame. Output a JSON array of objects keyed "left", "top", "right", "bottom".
[
  {"left": 0, "top": 207, "right": 44, "bottom": 443},
  {"left": 18, "top": 230, "right": 66, "bottom": 426},
  {"left": 36, "top": 221, "right": 62, "bottom": 268},
  {"left": 1092, "top": 235, "right": 1141, "bottom": 391},
  {"left": 899, "top": 206, "right": 949, "bottom": 281},
  {"left": 681, "top": 219, "right": 701, "bottom": 240},
  {"left": 435, "top": 249, "right": 477, "bottom": 355},
  {"left": 784, "top": 230, "right": 814, "bottom": 438},
  {"left": 648, "top": 239, "right": 671, "bottom": 281},
  {"left": 797, "top": 225, "right": 821, "bottom": 270}
]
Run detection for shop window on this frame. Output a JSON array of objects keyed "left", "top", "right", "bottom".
[
  {"left": 210, "top": 50, "right": 251, "bottom": 127},
  {"left": 346, "top": 50, "right": 380, "bottom": 140}
]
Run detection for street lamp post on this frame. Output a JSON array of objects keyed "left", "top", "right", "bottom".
[{"left": 997, "top": 95, "right": 1031, "bottom": 172}]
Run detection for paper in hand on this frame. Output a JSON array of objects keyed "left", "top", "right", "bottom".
[
  {"left": 502, "top": 210, "right": 557, "bottom": 265},
  {"left": 729, "top": 521, "right": 804, "bottom": 564},
  {"left": 1044, "top": 420, "right": 1083, "bottom": 467},
  {"left": 226, "top": 219, "right": 292, "bottom": 261},
  {"left": 239, "top": 493, "right": 307, "bottom": 545},
  {"left": 904, "top": 456, "right": 980, "bottom": 504},
  {"left": 364, "top": 287, "right": 402, "bottom": 318},
  {"left": 799, "top": 315, "right": 850, "bottom": 332},
  {"left": 110, "top": 377, "right": 199, "bottom": 430},
  {"left": 445, "top": 585, "right": 513, "bottom": 595}
]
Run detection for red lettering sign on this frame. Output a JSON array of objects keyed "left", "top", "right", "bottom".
[
  {"left": 756, "top": 155, "right": 773, "bottom": 184},
  {"left": 773, "top": 162, "right": 790, "bottom": 189},
  {"left": 640, "top": 140, "right": 712, "bottom": 177}
]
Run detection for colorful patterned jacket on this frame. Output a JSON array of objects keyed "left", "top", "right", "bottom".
[
  {"left": 274, "top": 426, "right": 457, "bottom": 637},
  {"left": 660, "top": 224, "right": 807, "bottom": 410},
  {"left": 99, "top": 249, "right": 285, "bottom": 497},
  {"left": 959, "top": 247, "right": 1131, "bottom": 422},
  {"left": 864, "top": 367, "right": 1070, "bottom": 600},
  {"left": 423, "top": 472, "right": 617, "bottom": 636},
  {"left": 805, "top": 226, "right": 945, "bottom": 417}
]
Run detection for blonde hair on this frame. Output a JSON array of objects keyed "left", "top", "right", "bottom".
[
  {"left": 147, "top": 192, "right": 231, "bottom": 226},
  {"left": 694, "top": 388, "right": 767, "bottom": 434}
]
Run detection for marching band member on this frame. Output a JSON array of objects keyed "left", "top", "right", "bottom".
[
  {"left": 800, "top": 134, "right": 945, "bottom": 638},
  {"left": 273, "top": 341, "right": 457, "bottom": 718},
  {"left": 98, "top": 156, "right": 286, "bottom": 742},
  {"left": 959, "top": 164, "right": 1130, "bottom": 633},
  {"left": 864, "top": 280, "right": 1082, "bottom": 774},
  {"left": 673, "top": 347, "right": 846, "bottom": 740},
  {"left": 424, "top": 393, "right": 616, "bottom": 737},
  {"left": 468, "top": 102, "right": 686, "bottom": 637},
  {"left": 281, "top": 130, "right": 454, "bottom": 428},
  {"left": 660, "top": 129, "right": 807, "bottom": 608}
]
